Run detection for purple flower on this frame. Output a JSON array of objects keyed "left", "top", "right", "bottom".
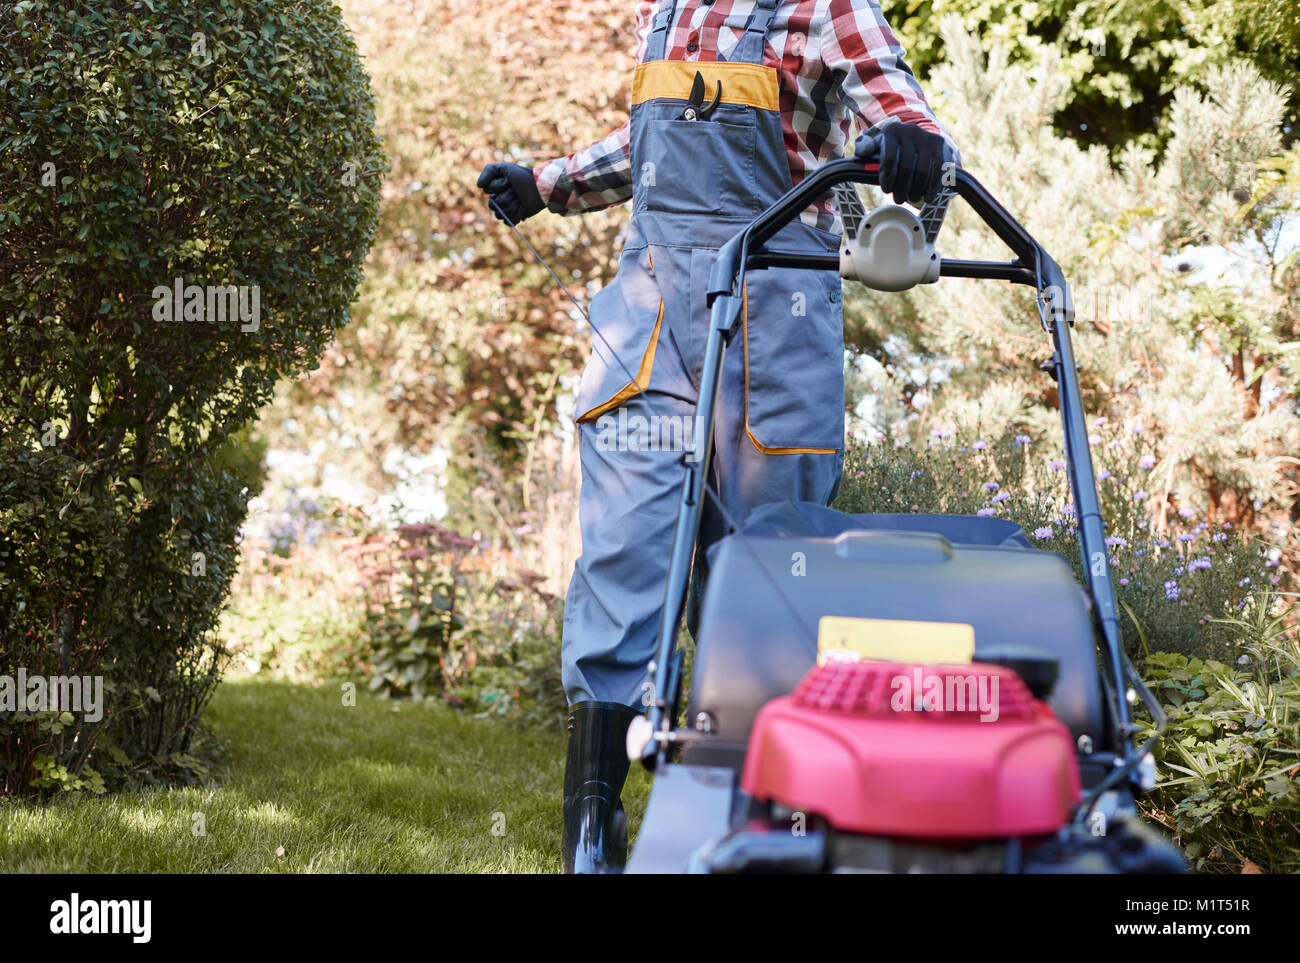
[
  {"left": 1164, "top": 581, "right": 1180, "bottom": 600},
  {"left": 1238, "top": 577, "right": 1251, "bottom": 588},
  {"left": 1014, "top": 434, "right": 1032, "bottom": 446},
  {"left": 1119, "top": 578, "right": 1129, "bottom": 586},
  {"left": 972, "top": 440, "right": 987, "bottom": 451},
  {"left": 1088, "top": 434, "right": 1100, "bottom": 445},
  {"left": 1138, "top": 455, "right": 1155, "bottom": 470},
  {"left": 1105, "top": 536, "right": 1128, "bottom": 547},
  {"left": 1033, "top": 526, "right": 1053, "bottom": 539},
  {"left": 1049, "top": 459, "right": 1066, "bottom": 471},
  {"left": 984, "top": 481, "right": 999, "bottom": 492},
  {"left": 1212, "top": 532, "right": 1227, "bottom": 542},
  {"left": 931, "top": 426, "right": 953, "bottom": 439},
  {"left": 1189, "top": 558, "right": 1211, "bottom": 571},
  {"left": 1178, "top": 507, "right": 1195, "bottom": 519},
  {"left": 1098, "top": 470, "right": 1112, "bottom": 481},
  {"left": 1131, "top": 426, "right": 1144, "bottom": 435},
  {"left": 1094, "top": 417, "right": 1108, "bottom": 427},
  {"left": 991, "top": 492, "right": 1010, "bottom": 503},
  {"left": 976, "top": 507, "right": 996, "bottom": 517},
  {"left": 1133, "top": 491, "right": 1147, "bottom": 501},
  {"left": 1177, "top": 533, "right": 1194, "bottom": 543}
]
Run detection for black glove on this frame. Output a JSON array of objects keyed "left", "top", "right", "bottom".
[
  {"left": 477, "top": 162, "right": 545, "bottom": 223},
  {"left": 877, "top": 123, "right": 949, "bottom": 206}
]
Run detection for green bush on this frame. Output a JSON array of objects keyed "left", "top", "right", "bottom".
[
  {"left": 221, "top": 494, "right": 373, "bottom": 681},
  {"left": 1139, "top": 595, "right": 1300, "bottom": 873},
  {"left": 223, "top": 592, "right": 366, "bottom": 681},
  {"left": 0, "top": 0, "right": 385, "bottom": 797},
  {"left": 832, "top": 425, "right": 1285, "bottom": 660},
  {"left": 354, "top": 520, "right": 566, "bottom": 727},
  {"left": 219, "top": 490, "right": 567, "bottom": 726}
]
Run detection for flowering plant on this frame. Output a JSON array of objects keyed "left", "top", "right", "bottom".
[{"left": 834, "top": 425, "right": 1289, "bottom": 659}]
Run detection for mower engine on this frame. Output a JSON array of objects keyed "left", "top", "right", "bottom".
[
  {"left": 688, "top": 660, "right": 1179, "bottom": 874},
  {"left": 745, "top": 660, "right": 1078, "bottom": 836}
]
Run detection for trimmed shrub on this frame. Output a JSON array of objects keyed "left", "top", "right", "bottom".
[{"left": 0, "top": 0, "right": 385, "bottom": 796}]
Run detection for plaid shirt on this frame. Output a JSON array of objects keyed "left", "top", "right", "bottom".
[{"left": 534, "top": 0, "right": 957, "bottom": 230}]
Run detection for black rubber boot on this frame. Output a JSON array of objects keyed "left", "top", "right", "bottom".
[{"left": 562, "top": 701, "right": 638, "bottom": 874}]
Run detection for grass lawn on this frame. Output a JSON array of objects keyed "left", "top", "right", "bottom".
[{"left": 0, "top": 677, "right": 652, "bottom": 873}]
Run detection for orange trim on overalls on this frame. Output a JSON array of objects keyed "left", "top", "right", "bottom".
[
  {"left": 576, "top": 255, "right": 664, "bottom": 424},
  {"left": 631, "top": 60, "right": 780, "bottom": 110}
]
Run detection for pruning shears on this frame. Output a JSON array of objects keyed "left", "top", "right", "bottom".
[{"left": 679, "top": 70, "right": 722, "bottom": 121}]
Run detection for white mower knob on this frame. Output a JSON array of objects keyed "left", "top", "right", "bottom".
[{"left": 840, "top": 204, "right": 941, "bottom": 291}]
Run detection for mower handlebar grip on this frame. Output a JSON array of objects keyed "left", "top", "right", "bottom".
[{"left": 853, "top": 130, "right": 884, "bottom": 165}]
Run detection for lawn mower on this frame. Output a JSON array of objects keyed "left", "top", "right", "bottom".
[{"left": 622, "top": 131, "right": 1185, "bottom": 874}]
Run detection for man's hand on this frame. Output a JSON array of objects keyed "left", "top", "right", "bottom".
[
  {"left": 477, "top": 162, "right": 546, "bottom": 223},
  {"left": 877, "top": 123, "right": 949, "bottom": 207}
]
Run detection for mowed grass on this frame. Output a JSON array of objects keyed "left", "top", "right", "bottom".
[{"left": 0, "top": 678, "right": 652, "bottom": 873}]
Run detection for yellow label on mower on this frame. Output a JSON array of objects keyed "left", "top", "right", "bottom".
[{"left": 816, "top": 616, "right": 975, "bottom": 665}]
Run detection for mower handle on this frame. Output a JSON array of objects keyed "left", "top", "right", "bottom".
[
  {"left": 643, "top": 137, "right": 1139, "bottom": 799},
  {"left": 707, "top": 141, "right": 1071, "bottom": 314}
]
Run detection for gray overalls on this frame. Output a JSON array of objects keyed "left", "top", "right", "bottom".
[{"left": 563, "top": 0, "right": 845, "bottom": 706}]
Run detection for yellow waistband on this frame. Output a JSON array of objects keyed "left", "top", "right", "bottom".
[{"left": 632, "top": 60, "right": 780, "bottom": 112}]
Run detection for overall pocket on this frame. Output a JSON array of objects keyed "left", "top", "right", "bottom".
[
  {"left": 575, "top": 246, "right": 665, "bottom": 424},
  {"left": 742, "top": 267, "right": 845, "bottom": 453},
  {"left": 634, "top": 119, "right": 757, "bottom": 218}
]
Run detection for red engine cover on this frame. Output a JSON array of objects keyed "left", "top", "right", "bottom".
[{"left": 740, "top": 660, "right": 1081, "bottom": 839}]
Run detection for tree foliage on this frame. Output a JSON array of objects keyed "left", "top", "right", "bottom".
[
  {"left": 258, "top": 0, "right": 638, "bottom": 507},
  {"left": 881, "top": 0, "right": 1300, "bottom": 151},
  {"left": 845, "top": 23, "right": 1298, "bottom": 548}
]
